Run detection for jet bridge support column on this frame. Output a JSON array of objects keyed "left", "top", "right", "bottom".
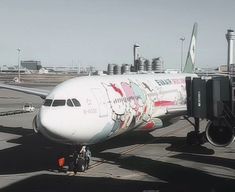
[
  {"left": 185, "top": 77, "right": 207, "bottom": 145},
  {"left": 184, "top": 115, "right": 204, "bottom": 145}
]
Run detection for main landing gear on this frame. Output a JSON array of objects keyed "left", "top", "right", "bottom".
[
  {"left": 184, "top": 117, "right": 207, "bottom": 145},
  {"left": 66, "top": 146, "right": 91, "bottom": 174}
]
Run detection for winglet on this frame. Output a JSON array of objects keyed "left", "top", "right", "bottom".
[{"left": 183, "top": 22, "right": 198, "bottom": 73}]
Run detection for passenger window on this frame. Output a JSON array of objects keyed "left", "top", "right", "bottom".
[
  {"left": 43, "top": 99, "right": 53, "bottom": 106},
  {"left": 52, "top": 100, "right": 66, "bottom": 107},
  {"left": 67, "top": 99, "right": 74, "bottom": 107},
  {"left": 72, "top": 98, "right": 81, "bottom": 107}
]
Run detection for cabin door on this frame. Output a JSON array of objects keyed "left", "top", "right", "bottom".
[{"left": 91, "top": 88, "right": 108, "bottom": 117}]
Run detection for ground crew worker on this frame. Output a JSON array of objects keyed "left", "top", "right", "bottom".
[
  {"left": 67, "top": 153, "right": 75, "bottom": 175},
  {"left": 80, "top": 146, "right": 86, "bottom": 157},
  {"left": 72, "top": 150, "right": 79, "bottom": 175},
  {"left": 85, "top": 146, "right": 91, "bottom": 169}
]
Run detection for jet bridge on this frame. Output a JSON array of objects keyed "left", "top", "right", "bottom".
[{"left": 185, "top": 76, "right": 235, "bottom": 146}]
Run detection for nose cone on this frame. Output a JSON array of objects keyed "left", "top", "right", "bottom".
[{"left": 37, "top": 107, "right": 77, "bottom": 144}]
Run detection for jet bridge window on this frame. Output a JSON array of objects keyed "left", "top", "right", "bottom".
[
  {"left": 43, "top": 99, "right": 53, "bottom": 106},
  {"left": 72, "top": 98, "right": 81, "bottom": 107},
  {"left": 52, "top": 100, "right": 66, "bottom": 107}
]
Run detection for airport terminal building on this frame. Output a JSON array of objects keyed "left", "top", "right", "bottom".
[{"left": 21, "top": 60, "right": 42, "bottom": 71}]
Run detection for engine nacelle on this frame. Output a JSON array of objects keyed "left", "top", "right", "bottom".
[{"left": 205, "top": 121, "right": 235, "bottom": 147}]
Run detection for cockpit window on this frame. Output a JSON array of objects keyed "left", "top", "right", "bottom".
[
  {"left": 43, "top": 99, "right": 53, "bottom": 106},
  {"left": 67, "top": 99, "right": 74, "bottom": 107},
  {"left": 72, "top": 98, "right": 81, "bottom": 107},
  {"left": 52, "top": 100, "right": 66, "bottom": 107}
]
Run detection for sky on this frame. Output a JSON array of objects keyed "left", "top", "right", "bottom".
[{"left": 0, "top": 0, "right": 234, "bottom": 70}]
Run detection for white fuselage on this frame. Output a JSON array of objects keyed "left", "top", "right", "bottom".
[{"left": 35, "top": 73, "right": 196, "bottom": 145}]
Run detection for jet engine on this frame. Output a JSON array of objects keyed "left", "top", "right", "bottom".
[{"left": 205, "top": 120, "right": 235, "bottom": 147}]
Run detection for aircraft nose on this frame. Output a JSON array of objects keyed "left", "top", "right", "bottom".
[{"left": 38, "top": 108, "right": 76, "bottom": 143}]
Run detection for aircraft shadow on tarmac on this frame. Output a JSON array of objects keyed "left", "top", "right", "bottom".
[
  {"left": 0, "top": 174, "right": 160, "bottom": 192},
  {"left": 0, "top": 126, "right": 234, "bottom": 191},
  {"left": 94, "top": 152, "right": 235, "bottom": 192},
  {"left": 0, "top": 125, "right": 68, "bottom": 174},
  {"left": 0, "top": 125, "right": 220, "bottom": 175},
  {"left": 0, "top": 155, "right": 235, "bottom": 192},
  {"left": 171, "top": 153, "right": 235, "bottom": 170},
  {"left": 0, "top": 125, "right": 32, "bottom": 136},
  {"left": 92, "top": 132, "right": 215, "bottom": 155}
]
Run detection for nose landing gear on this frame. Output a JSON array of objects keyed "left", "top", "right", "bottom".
[{"left": 67, "top": 146, "right": 91, "bottom": 174}]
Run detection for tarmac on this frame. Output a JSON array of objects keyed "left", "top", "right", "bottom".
[{"left": 0, "top": 85, "right": 234, "bottom": 192}]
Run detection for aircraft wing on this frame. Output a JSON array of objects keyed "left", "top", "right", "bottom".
[{"left": 0, "top": 83, "right": 49, "bottom": 99}]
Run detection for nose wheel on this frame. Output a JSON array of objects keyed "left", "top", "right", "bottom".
[{"left": 67, "top": 146, "right": 91, "bottom": 174}]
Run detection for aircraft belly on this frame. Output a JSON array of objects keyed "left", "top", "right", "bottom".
[{"left": 85, "top": 118, "right": 115, "bottom": 144}]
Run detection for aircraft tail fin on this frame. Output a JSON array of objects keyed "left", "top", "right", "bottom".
[{"left": 183, "top": 22, "right": 198, "bottom": 73}]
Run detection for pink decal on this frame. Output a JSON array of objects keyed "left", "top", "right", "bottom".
[
  {"left": 154, "top": 101, "right": 175, "bottom": 107},
  {"left": 144, "top": 121, "right": 155, "bottom": 129},
  {"left": 121, "top": 82, "right": 134, "bottom": 97},
  {"left": 121, "top": 82, "right": 139, "bottom": 111},
  {"left": 144, "top": 106, "right": 147, "bottom": 113},
  {"left": 111, "top": 83, "right": 123, "bottom": 97}
]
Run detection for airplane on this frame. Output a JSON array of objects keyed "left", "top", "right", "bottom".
[{"left": 0, "top": 23, "right": 200, "bottom": 171}]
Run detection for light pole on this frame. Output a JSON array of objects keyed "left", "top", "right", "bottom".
[
  {"left": 226, "top": 29, "right": 235, "bottom": 74},
  {"left": 180, "top": 37, "right": 185, "bottom": 72},
  {"left": 77, "top": 59, "right": 80, "bottom": 74},
  {"left": 17, "top": 48, "right": 21, "bottom": 83}
]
